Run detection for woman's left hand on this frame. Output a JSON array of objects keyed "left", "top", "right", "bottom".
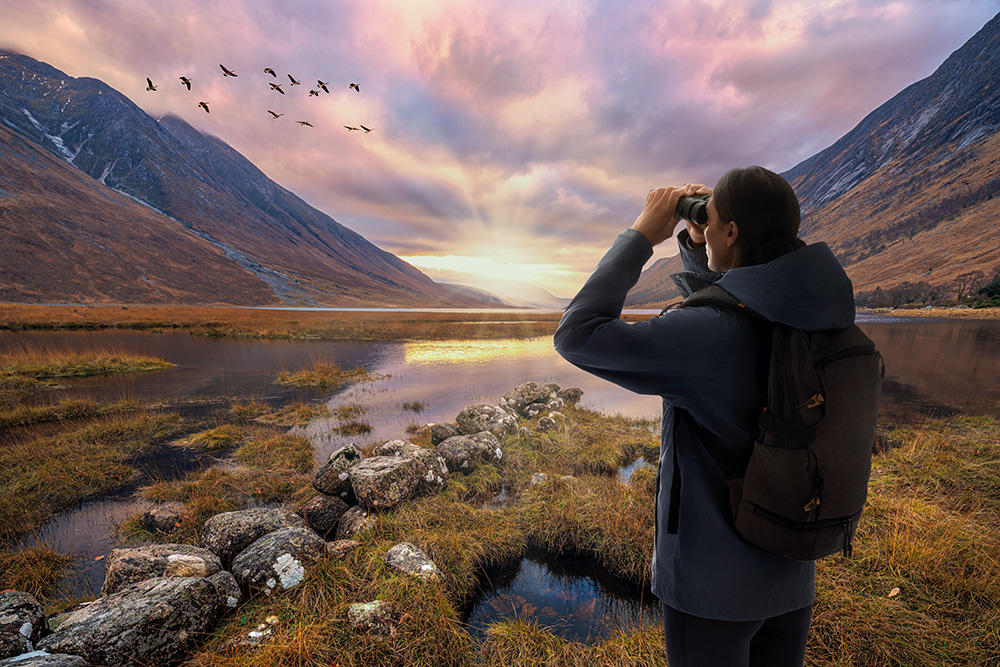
[{"left": 631, "top": 184, "right": 697, "bottom": 246}]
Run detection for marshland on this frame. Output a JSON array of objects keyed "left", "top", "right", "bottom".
[{"left": 1, "top": 306, "right": 999, "bottom": 666}]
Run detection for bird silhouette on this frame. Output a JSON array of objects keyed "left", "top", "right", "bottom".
[
  {"left": 179, "top": 76, "right": 191, "bottom": 90},
  {"left": 317, "top": 80, "right": 330, "bottom": 93},
  {"left": 145, "top": 78, "right": 157, "bottom": 91},
  {"left": 270, "top": 83, "right": 285, "bottom": 94},
  {"left": 344, "top": 125, "right": 360, "bottom": 131},
  {"left": 360, "top": 124, "right": 374, "bottom": 133},
  {"left": 219, "top": 64, "right": 237, "bottom": 77},
  {"left": 198, "top": 101, "right": 210, "bottom": 113},
  {"left": 264, "top": 67, "right": 276, "bottom": 77},
  {"left": 288, "top": 74, "right": 301, "bottom": 85},
  {"left": 309, "top": 89, "right": 319, "bottom": 97},
  {"left": 268, "top": 110, "right": 283, "bottom": 119},
  {"left": 297, "top": 120, "right": 314, "bottom": 127},
  {"left": 349, "top": 82, "right": 360, "bottom": 92}
]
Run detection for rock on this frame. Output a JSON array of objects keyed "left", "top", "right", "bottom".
[
  {"left": 100, "top": 543, "right": 223, "bottom": 596},
  {"left": 537, "top": 417, "right": 556, "bottom": 431},
  {"left": 222, "top": 614, "right": 281, "bottom": 651},
  {"left": 559, "top": 475, "right": 578, "bottom": 484},
  {"left": 349, "top": 456, "right": 424, "bottom": 510},
  {"left": 0, "top": 591, "right": 44, "bottom": 659},
  {"left": 335, "top": 506, "right": 375, "bottom": 540},
  {"left": 231, "top": 527, "right": 325, "bottom": 597},
  {"left": 556, "top": 387, "right": 583, "bottom": 405},
  {"left": 502, "top": 381, "right": 552, "bottom": 416},
  {"left": 199, "top": 508, "right": 307, "bottom": 567},
  {"left": 546, "top": 397, "right": 566, "bottom": 411},
  {"left": 207, "top": 571, "right": 243, "bottom": 610},
  {"left": 542, "top": 382, "right": 561, "bottom": 398},
  {"left": 430, "top": 423, "right": 460, "bottom": 445},
  {"left": 325, "top": 539, "right": 361, "bottom": 560},
  {"left": 523, "top": 402, "right": 548, "bottom": 418},
  {"left": 455, "top": 404, "right": 517, "bottom": 437},
  {"left": 0, "top": 652, "right": 93, "bottom": 666},
  {"left": 38, "top": 576, "right": 230, "bottom": 667},
  {"left": 371, "top": 440, "right": 449, "bottom": 495},
  {"left": 298, "top": 494, "right": 350, "bottom": 538},
  {"left": 384, "top": 543, "right": 439, "bottom": 579},
  {"left": 140, "top": 503, "right": 187, "bottom": 535},
  {"left": 312, "top": 443, "right": 364, "bottom": 503},
  {"left": 528, "top": 472, "right": 549, "bottom": 488},
  {"left": 347, "top": 601, "right": 400, "bottom": 636},
  {"left": 437, "top": 432, "right": 502, "bottom": 475}
]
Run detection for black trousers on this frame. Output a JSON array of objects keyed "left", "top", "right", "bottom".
[{"left": 662, "top": 603, "right": 812, "bottom": 667}]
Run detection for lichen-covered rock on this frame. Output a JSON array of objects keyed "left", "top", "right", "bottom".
[
  {"left": 0, "top": 591, "right": 44, "bottom": 659},
  {"left": 502, "top": 381, "right": 552, "bottom": 416},
  {"left": 556, "top": 387, "right": 583, "bottom": 405},
  {"left": 546, "top": 397, "right": 566, "bottom": 411},
  {"left": 101, "top": 544, "right": 222, "bottom": 596},
  {"left": 325, "top": 539, "right": 361, "bottom": 560},
  {"left": 528, "top": 472, "right": 549, "bottom": 488},
  {"left": 384, "top": 543, "right": 440, "bottom": 579},
  {"left": 537, "top": 416, "right": 556, "bottom": 431},
  {"left": 334, "top": 506, "right": 375, "bottom": 540},
  {"left": 37, "top": 576, "right": 230, "bottom": 667},
  {"left": 429, "top": 423, "right": 460, "bottom": 445},
  {"left": 347, "top": 600, "right": 400, "bottom": 636},
  {"left": 230, "top": 527, "right": 325, "bottom": 597},
  {"left": 206, "top": 570, "right": 243, "bottom": 611},
  {"left": 298, "top": 494, "right": 350, "bottom": 538},
  {"left": 349, "top": 456, "right": 423, "bottom": 510},
  {"left": 523, "top": 402, "right": 548, "bottom": 418},
  {"left": 455, "top": 404, "right": 517, "bottom": 437},
  {"left": 371, "top": 440, "right": 448, "bottom": 495},
  {"left": 436, "top": 431, "right": 502, "bottom": 475},
  {"left": 199, "top": 508, "right": 307, "bottom": 567},
  {"left": 0, "top": 651, "right": 93, "bottom": 666},
  {"left": 140, "top": 503, "right": 188, "bottom": 535},
  {"left": 312, "top": 443, "right": 364, "bottom": 503}
]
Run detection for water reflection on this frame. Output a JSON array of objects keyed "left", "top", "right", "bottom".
[
  {"left": 618, "top": 457, "right": 655, "bottom": 485},
  {"left": 404, "top": 338, "right": 553, "bottom": 366}
]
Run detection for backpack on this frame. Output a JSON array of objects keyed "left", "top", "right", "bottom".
[{"left": 677, "top": 284, "right": 884, "bottom": 561}]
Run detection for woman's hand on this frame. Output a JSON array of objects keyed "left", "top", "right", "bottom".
[
  {"left": 631, "top": 184, "right": 697, "bottom": 247},
  {"left": 683, "top": 184, "right": 712, "bottom": 247}
]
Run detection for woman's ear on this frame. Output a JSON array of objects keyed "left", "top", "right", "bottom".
[{"left": 725, "top": 221, "right": 740, "bottom": 248}]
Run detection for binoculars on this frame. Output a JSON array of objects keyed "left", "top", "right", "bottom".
[{"left": 676, "top": 194, "right": 709, "bottom": 225}]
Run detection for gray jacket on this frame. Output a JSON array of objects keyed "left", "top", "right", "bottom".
[{"left": 554, "top": 228, "right": 855, "bottom": 621}]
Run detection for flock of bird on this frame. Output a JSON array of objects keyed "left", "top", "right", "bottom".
[{"left": 144, "top": 63, "right": 374, "bottom": 133}]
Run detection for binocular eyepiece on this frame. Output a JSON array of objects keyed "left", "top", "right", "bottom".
[{"left": 676, "top": 194, "right": 709, "bottom": 225}]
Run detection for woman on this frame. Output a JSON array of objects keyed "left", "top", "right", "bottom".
[{"left": 554, "top": 166, "right": 856, "bottom": 667}]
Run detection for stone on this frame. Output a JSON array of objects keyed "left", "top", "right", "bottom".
[
  {"left": 437, "top": 431, "right": 502, "bottom": 475},
  {"left": 100, "top": 543, "right": 222, "bottom": 596},
  {"left": 546, "top": 397, "right": 566, "bottom": 411},
  {"left": 298, "top": 494, "right": 350, "bottom": 538},
  {"left": 207, "top": 571, "right": 243, "bottom": 610},
  {"left": 371, "top": 440, "right": 449, "bottom": 495},
  {"left": 556, "top": 387, "right": 583, "bottom": 405},
  {"left": 528, "top": 472, "right": 549, "bottom": 488},
  {"left": 384, "top": 543, "right": 439, "bottom": 579},
  {"left": 312, "top": 443, "right": 364, "bottom": 503},
  {"left": 199, "top": 507, "right": 307, "bottom": 567},
  {"left": 0, "top": 652, "right": 93, "bottom": 666},
  {"left": 524, "top": 402, "right": 548, "bottom": 418},
  {"left": 231, "top": 527, "right": 325, "bottom": 597},
  {"left": 537, "top": 417, "right": 556, "bottom": 431},
  {"left": 334, "top": 506, "right": 375, "bottom": 540},
  {"left": 0, "top": 591, "right": 44, "bottom": 659},
  {"left": 455, "top": 404, "right": 517, "bottom": 437},
  {"left": 349, "top": 456, "right": 424, "bottom": 510},
  {"left": 429, "top": 423, "right": 460, "bottom": 445},
  {"left": 502, "top": 381, "right": 552, "bottom": 416},
  {"left": 38, "top": 576, "right": 230, "bottom": 667},
  {"left": 347, "top": 601, "right": 400, "bottom": 636},
  {"left": 542, "top": 383, "right": 561, "bottom": 398},
  {"left": 325, "top": 539, "right": 361, "bottom": 560},
  {"left": 468, "top": 431, "right": 504, "bottom": 462},
  {"left": 140, "top": 503, "right": 187, "bottom": 534}
]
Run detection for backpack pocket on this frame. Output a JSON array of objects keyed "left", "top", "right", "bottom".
[{"left": 740, "top": 441, "right": 819, "bottom": 523}]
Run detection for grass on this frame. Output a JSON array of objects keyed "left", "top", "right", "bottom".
[
  {"left": 277, "top": 361, "right": 372, "bottom": 389},
  {"left": 0, "top": 346, "right": 174, "bottom": 379},
  {"left": 0, "top": 545, "right": 76, "bottom": 600}
]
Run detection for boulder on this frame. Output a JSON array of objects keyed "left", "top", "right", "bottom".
[
  {"left": 542, "top": 382, "right": 561, "bottom": 398},
  {"left": 0, "top": 591, "right": 44, "bottom": 659},
  {"left": 528, "top": 472, "right": 549, "bottom": 488},
  {"left": 139, "top": 503, "right": 188, "bottom": 535},
  {"left": 230, "top": 527, "right": 325, "bottom": 597},
  {"left": 298, "top": 494, "right": 350, "bottom": 538},
  {"left": 502, "top": 381, "right": 552, "bottom": 416},
  {"left": 37, "top": 576, "right": 230, "bottom": 667},
  {"left": 347, "top": 601, "right": 400, "bottom": 636},
  {"left": 556, "top": 387, "right": 583, "bottom": 405},
  {"left": 429, "top": 423, "right": 460, "bottom": 445},
  {"left": 523, "top": 402, "right": 548, "bottom": 418},
  {"left": 199, "top": 508, "right": 307, "bottom": 567},
  {"left": 537, "top": 416, "right": 556, "bottom": 432},
  {"left": 0, "top": 652, "right": 93, "bottom": 666},
  {"left": 437, "top": 432, "right": 502, "bottom": 475},
  {"left": 349, "top": 456, "right": 423, "bottom": 510},
  {"left": 207, "top": 570, "right": 243, "bottom": 611},
  {"left": 371, "top": 440, "right": 448, "bottom": 495},
  {"left": 455, "top": 404, "right": 516, "bottom": 437},
  {"left": 101, "top": 544, "right": 222, "bottom": 596},
  {"left": 325, "top": 539, "right": 361, "bottom": 560},
  {"left": 312, "top": 443, "right": 364, "bottom": 502},
  {"left": 335, "top": 506, "right": 375, "bottom": 540},
  {"left": 384, "top": 543, "right": 440, "bottom": 580},
  {"left": 546, "top": 397, "right": 566, "bottom": 411}
]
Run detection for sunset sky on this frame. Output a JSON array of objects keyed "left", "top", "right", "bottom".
[{"left": 1, "top": 0, "right": 998, "bottom": 299}]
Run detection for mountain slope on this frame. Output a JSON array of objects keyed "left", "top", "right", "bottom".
[{"left": 0, "top": 50, "right": 488, "bottom": 307}]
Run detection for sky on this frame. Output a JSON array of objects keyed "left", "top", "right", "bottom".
[{"left": 1, "top": 0, "right": 998, "bottom": 299}]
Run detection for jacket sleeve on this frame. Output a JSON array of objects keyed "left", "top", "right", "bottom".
[{"left": 553, "top": 229, "right": 734, "bottom": 408}]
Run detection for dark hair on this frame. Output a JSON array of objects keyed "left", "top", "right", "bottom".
[{"left": 713, "top": 166, "right": 805, "bottom": 266}]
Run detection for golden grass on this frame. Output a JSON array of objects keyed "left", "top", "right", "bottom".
[
  {"left": 860, "top": 306, "right": 1000, "bottom": 320},
  {"left": 0, "top": 346, "right": 174, "bottom": 378},
  {"left": 277, "top": 361, "right": 372, "bottom": 389},
  {"left": 0, "top": 545, "right": 75, "bottom": 601}
]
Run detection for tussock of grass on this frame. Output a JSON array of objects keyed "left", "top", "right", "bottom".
[
  {"left": 0, "top": 398, "right": 139, "bottom": 429},
  {"left": 0, "top": 546, "right": 75, "bottom": 601},
  {"left": 0, "top": 347, "right": 173, "bottom": 379},
  {"left": 181, "top": 424, "right": 246, "bottom": 452},
  {"left": 277, "top": 361, "right": 371, "bottom": 389},
  {"left": 254, "top": 401, "right": 332, "bottom": 426},
  {"left": 228, "top": 398, "right": 272, "bottom": 420},
  {"left": 479, "top": 620, "right": 667, "bottom": 667}
]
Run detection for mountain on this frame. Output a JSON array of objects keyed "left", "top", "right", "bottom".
[
  {"left": 0, "top": 50, "right": 490, "bottom": 307},
  {"left": 627, "top": 12, "right": 1000, "bottom": 308}
]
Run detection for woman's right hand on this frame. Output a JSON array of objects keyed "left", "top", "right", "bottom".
[{"left": 683, "top": 184, "right": 712, "bottom": 246}]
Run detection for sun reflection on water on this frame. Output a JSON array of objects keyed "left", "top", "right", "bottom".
[{"left": 403, "top": 337, "right": 554, "bottom": 366}]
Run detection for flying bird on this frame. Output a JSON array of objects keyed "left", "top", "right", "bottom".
[
  {"left": 309, "top": 89, "right": 319, "bottom": 97},
  {"left": 269, "top": 83, "right": 285, "bottom": 94},
  {"left": 349, "top": 82, "right": 360, "bottom": 92},
  {"left": 268, "top": 110, "right": 283, "bottom": 119},
  {"left": 220, "top": 64, "right": 237, "bottom": 77},
  {"left": 264, "top": 67, "right": 276, "bottom": 77},
  {"left": 288, "top": 74, "right": 300, "bottom": 85},
  {"left": 344, "top": 125, "right": 360, "bottom": 131},
  {"left": 360, "top": 124, "right": 374, "bottom": 133},
  {"left": 179, "top": 76, "right": 191, "bottom": 90},
  {"left": 145, "top": 77, "right": 157, "bottom": 91},
  {"left": 198, "top": 101, "right": 210, "bottom": 113},
  {"left": 297, "top": 120, "right": 313, "bottom": 127},
  {"left": 317, "top": 80, "right": 330, "bottom": 93}
]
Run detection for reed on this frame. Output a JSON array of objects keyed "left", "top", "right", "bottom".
[{"left": 277, "top": 361, "right": 372, "bottom": 389}]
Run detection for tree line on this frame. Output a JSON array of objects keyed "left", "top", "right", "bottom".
[{"left": 855, "top": 264, "right": 1000, "bottom": 309}]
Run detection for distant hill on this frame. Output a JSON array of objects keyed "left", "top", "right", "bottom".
[
  {"left": 627, "top": 12, "right": 1000, "bottom": 308},
  {"left": 0, "top": 50, "right": 491, "bottom": 307}
]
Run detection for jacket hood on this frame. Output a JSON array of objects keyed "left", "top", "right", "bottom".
[{"left": 715, "top": 242, "right": 855, "bottom": 331}]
